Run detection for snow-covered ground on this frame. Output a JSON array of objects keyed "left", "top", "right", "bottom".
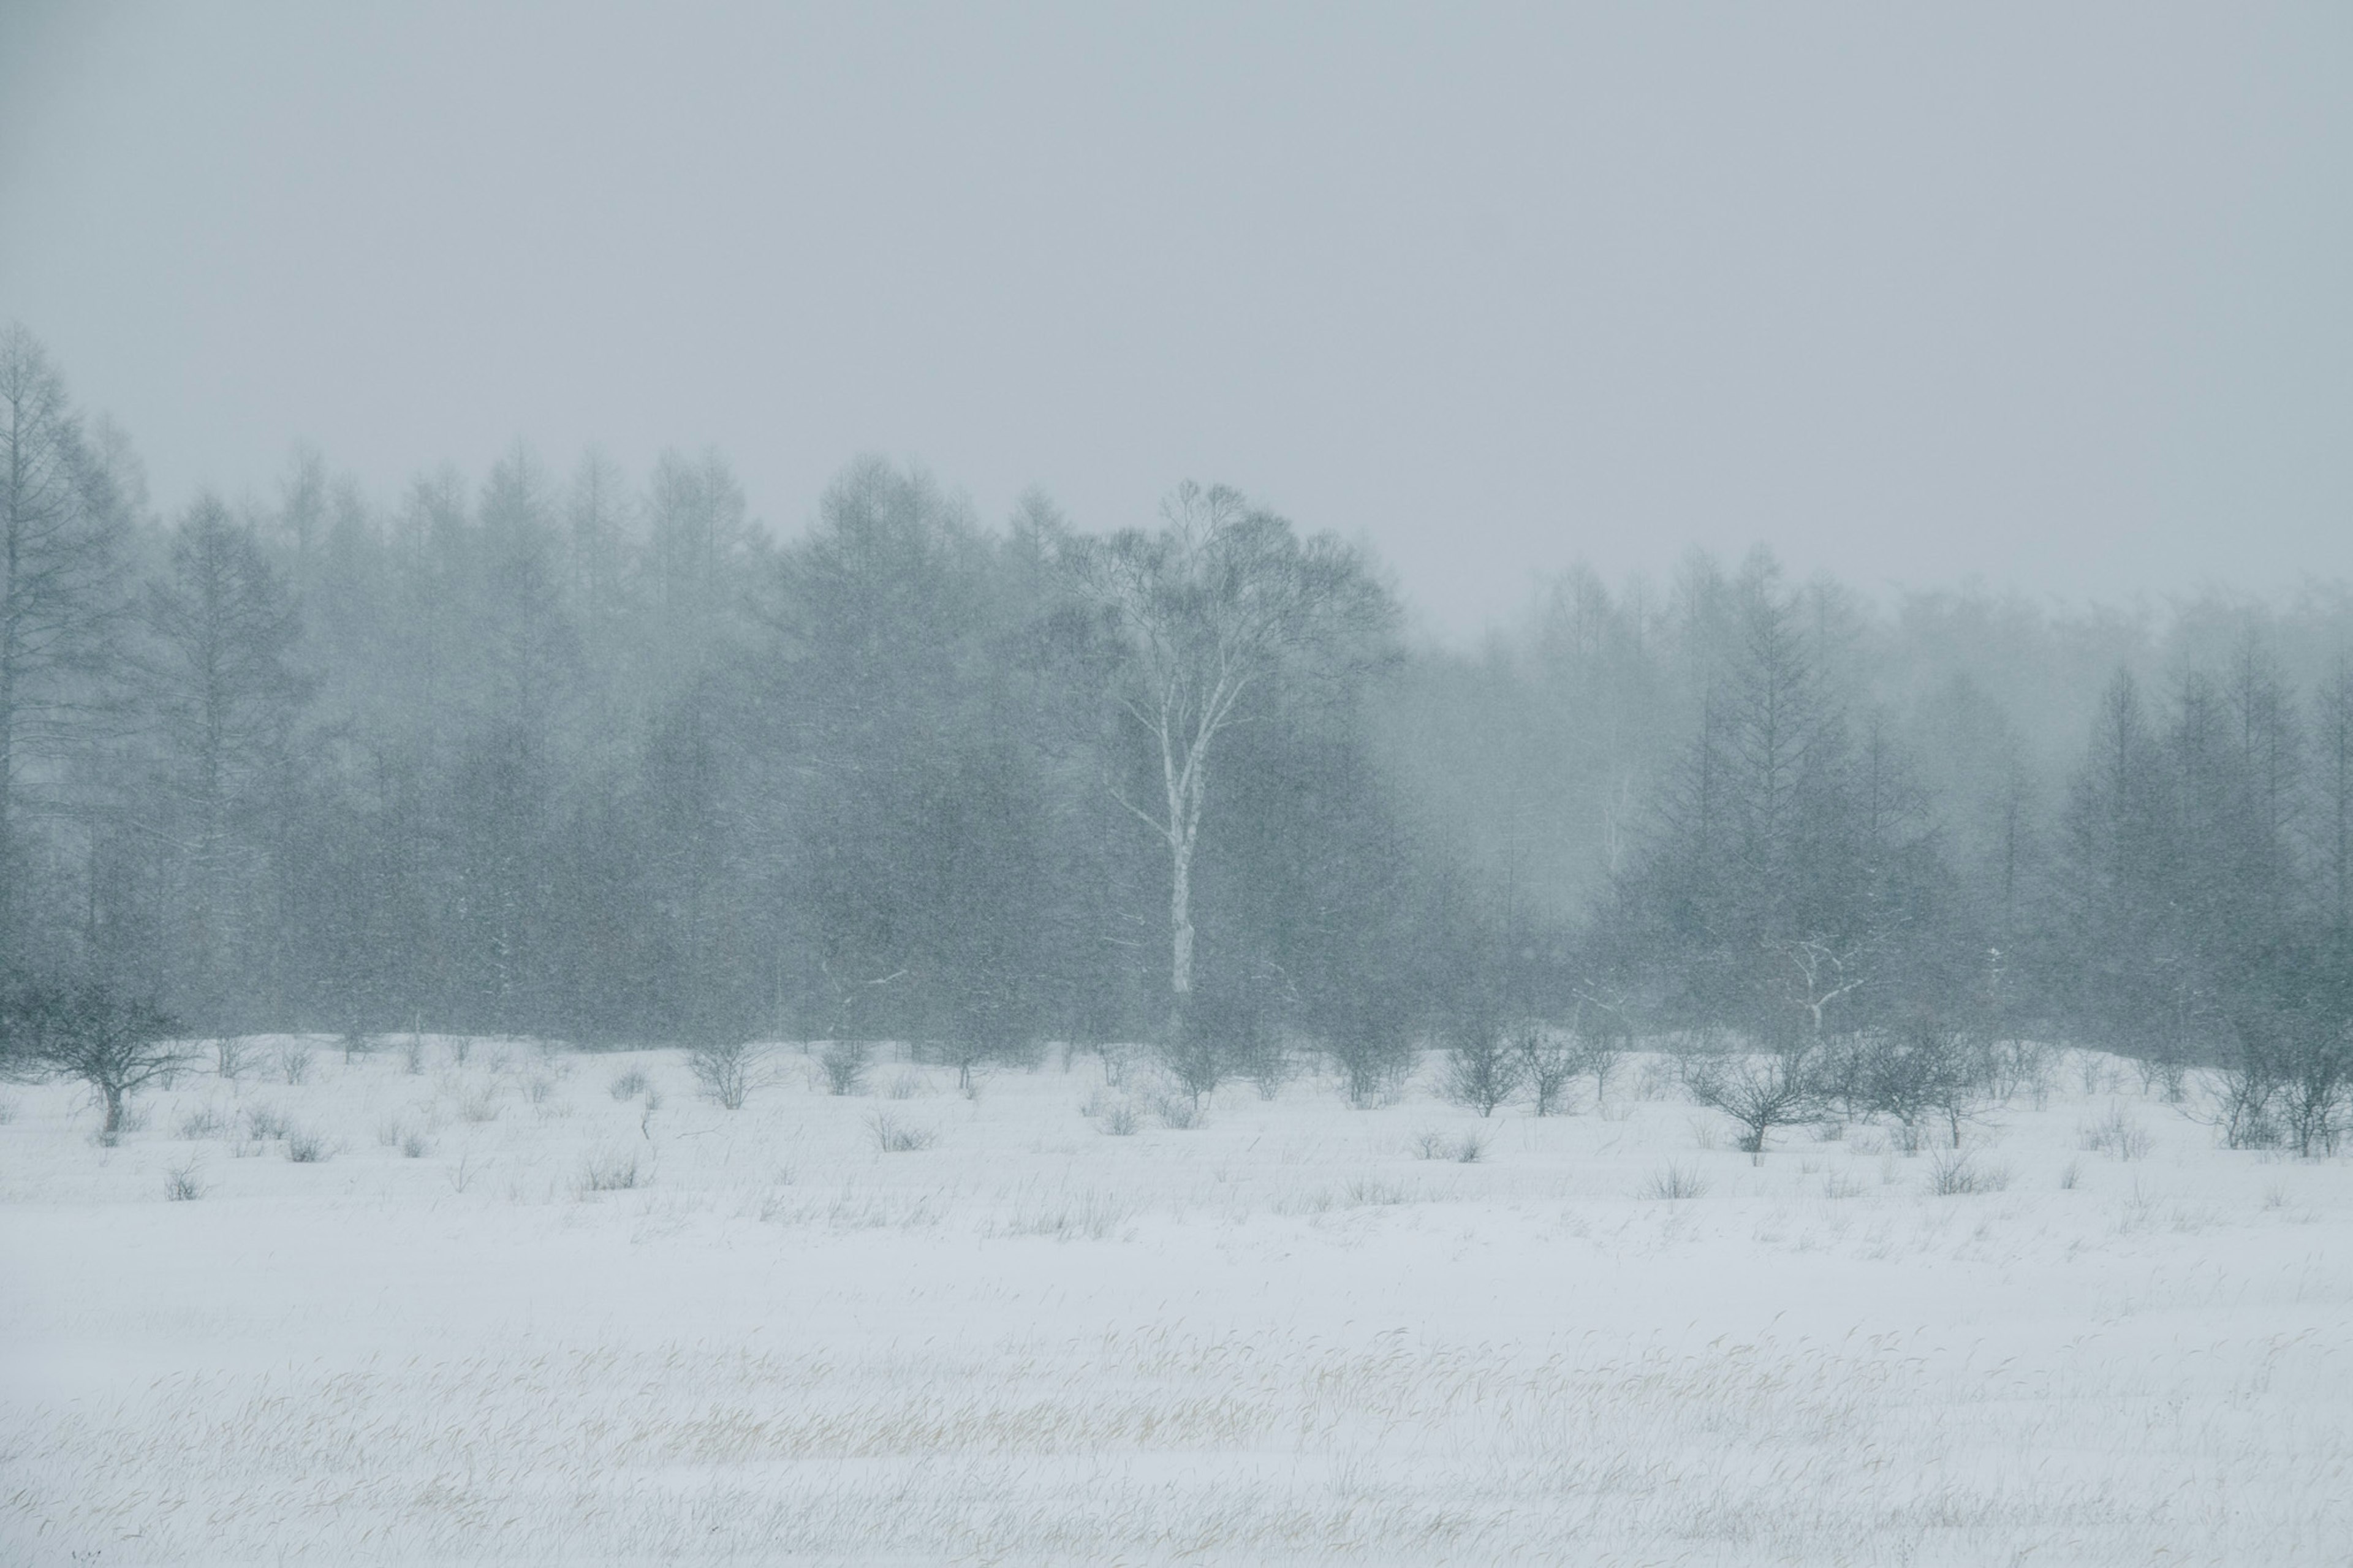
[{"left": 4, "top": 1037, "right": 2348, "bottom": 1566}]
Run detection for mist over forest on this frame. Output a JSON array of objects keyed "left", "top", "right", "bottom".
[{"left": 7, "top": 320, "right": 2349, "bottom": 1104}]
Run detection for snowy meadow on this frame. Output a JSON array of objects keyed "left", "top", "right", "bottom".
[{"left": 5, "top": 1036, "right": 2349, "bottom": 1566}]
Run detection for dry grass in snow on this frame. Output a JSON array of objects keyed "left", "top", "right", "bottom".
[{"left": 3, "top": 1037, "right": 2350, "bottom": 1564}]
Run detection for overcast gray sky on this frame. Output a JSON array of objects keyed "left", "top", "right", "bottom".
[{"left": 2, "top": 2, "right": 2347, "bottom": 638}]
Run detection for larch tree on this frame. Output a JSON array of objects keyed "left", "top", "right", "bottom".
[
  {"left": 0, "top": 324, "right": 131, "bottom": 977},
  {"left": 141, "top": 496, "right": 310, "bottom": 1025}
]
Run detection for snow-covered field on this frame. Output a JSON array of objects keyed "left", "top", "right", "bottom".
[{"left": 4, "top": 1037, "right": 2349, "bottom": 1566}]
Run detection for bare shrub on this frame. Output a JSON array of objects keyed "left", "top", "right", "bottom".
[
  {"left": 523, "top": 1074, "right": 557, "bottom": 1106},
  {"left": 339, "top": 1029, "right": 376, "bottom": 1065},
  {"left": 448, "top": 1036, "right": 474, "bottom": 1067},
  {"left": 1860, "top": 1018, "right": 1985, "bottom": 1149},
  {"left": 177, "top": 1104, "right": 226, "bottom": 1139},
  {"left": 608, "top": 1068, "right": 649, "bottom": 1100},
  {"left": 820, "top": 1040, "right": 872, "bottom": 1096},
  {"left": 866, "top": 1112, "right": 936, "bottom": 1153},
  {"left": 2226, "top": 1002, "right": 2352, "bottom": 1157},
  {"left": 2132, "top": 1049, "right": 2189, "bottom": 1104},
  {"left": 400, "top": 1128, "right": 433, "bottom": 1159},
  {"left": 1411, "top": 1130, "right": 1487, "bottom": 1162},
  {"left": 1515, "top": 1026, "right": 1580, "bottom": 1116},
  {"left": 400, "top": 1034, "right": 427, "bottom": 1075},
  {"left": 686, "top": 1039, "right": 765, "bottom": 1110},
  {"left": 576, "top": 1150, "right": 642, "bottom": 1193},
  {"left": 275, "top": 1041, "right": 314, "bottom": 1085},
  {"left": 1578, "top": 1032, "right": 1626, "bottom": 1105},
  {"left": 1442, "top": 1023, "right": 1521, "bottom": 1118},
  {"left": 455, "top": 1087, "right": 501, "bottom": 1124},
  {"left": 884, "top": 1069, "right": 925, "bottom": 1100},
  {"left": 1155, "top": 1002, "right": 1234, "bottom": 1112},
  {"left": 284, "top": 1127, "right": 333, "bottom": 1163},
  {"left": 1322, "top": 999, "right": 1417, "bottom": 1108},
  {"left": 2079, "top": 1105, "right": 2151, "bottom": 1160},
  {"left": 1928, "top": 1148, "right": 2010, "bottom": 1195},
  {"left": 242, "top": 1104, "right": 290, "bottom": 1141},
  {"left": 164, "top": 1160, "right": 205, "bottom": 1201},
  {"left": 1098, "top": 1100, "right": 1140, "bottom": 1136},
  {"left": 375, "top": 1118, "right": 404, "bottom": 1148},
  {"left": 1147, "top": 1082, "right": 1205, "bottom": 1129},
  {"left": 1643, "top": 1163, "right": 1708, "bottom": 1200},
  {"left": 1983, "top": 1037, "right": 2054, "bottom": 1106}
]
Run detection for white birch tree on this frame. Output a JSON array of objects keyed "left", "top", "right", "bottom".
[{"left": 1064, "top": 482, "right": 1389, "bottom": 1004}]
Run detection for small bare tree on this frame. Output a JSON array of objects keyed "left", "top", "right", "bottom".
[
  {"left": 819, "top": 1039, "right": 871, "bottom": 1095},
  {"left": 2, "top": 983, "right": 189, "bottom": 1138},
  {"left": 1442, "top": 1010, "right": 1522, "bottom": 1118},
  {"left": 1571, "top": 987, "right": 1637, "bottom": 1104},
  {"left": 686, "top": 1038, "right": 766, "bottom": 1110},
  {"left": 1515, "top": 1025, "right": 1580, "bottom": 1116},
  {"left": 1860, "top": 1018, "right": 1982, "bottom": 1150},
  {"left": 1685, "top": 1042, "right": 1822, "bottom": 1156}
]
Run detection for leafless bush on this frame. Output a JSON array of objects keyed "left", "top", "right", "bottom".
[
  {"left": 820, "top": 1040, "right": 872, "bottom": 1096},
  {"left": 1442, "top": 1022, "right": 1521, "bottom": 1118},
  {"left": 340, "top": 1029, "right": 377, "bottom": 1065},
  {"left": 523, "top": 1074, "right": 557, "bottom": 1106},
  {"left": 456, "top": 1087, "right": 501, "bottom": 1124},
  {"left": 1098, "top": 1099, "right": 1140, "bottom": 1135},
  {"left": 576, "top": 1150, "right": 642, "bottom": 1193},
  {"left": 1858, "top": 1018, "right": 1987, "bottom": 1149},
  {"left": 1982, "top": 1037, "right": 2054, "bottom": 1106},
  {"left": 608, "top": 1067, "right": 649, "bottom": 1100},
  {"left": 2079, "top": 1105, "right": 2151, "bottom": 1160},
  {"left": 686, "top": 1039, "right": 766, "bottom": 1110},
  {"left": 164, "top": 1159, "right": 205, "bottom": 1201},
  {"left": 1323, "top": 1004, "right": 1417, "bottom": 1108},
  {"left": 376, "top": 1118, "right": 404, "bottom": 1147},
  {"left": 2224, "top": 1005, "right": 2352, "bottom": 1157},
  {"left": 1578, "top": 1034, "right": 1626, "bottom": 1105},
  {"left": 275, "top": 1041, "right": 314, "bottom": 1085},
  {"left": 1928, "top": 1148, "right": 2010, "bottom": 1195},
  {"left": 1147, "top": 1082, "right": 1205, "bottom": 1129},
  {"left": 1411, "top": 1129, "right": 1487, "bottom": 1162},
  {"left": 242, "top": 1104, "right": 290, "bottom": 1140},
  {"left": 284, "top": 1127, "right": 333, "bottom": 1163},
  {"left": 400, "top": 1127, "right": 433, "bottom": 1159},
  {"left": 1642, "top": 1163, "right": 1708, "bottom": 1200},
  {"left": 866, "top": 1112, "right": 936, "bottom": 1152},
  {"left": 400, "top": 1034, "right": 427, "bottom": 1074},
  {"left": 177, "top": 1104, "right": 226, "bottom": 1139},
  {"left": 449, "top": 1036, "right": 474, "bottom": 1067},
  {"left": 1514, "top": 1026, "right": 1580, "bottom": 1116}
]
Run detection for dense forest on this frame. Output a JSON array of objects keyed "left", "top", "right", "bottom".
[{"left": 6, "top": 322, "right": 2351, "bottom": 1113}]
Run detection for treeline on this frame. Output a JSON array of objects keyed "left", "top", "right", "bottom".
[
  {"left": 1, "top": 327, "right": 1455, "bottom": 1062},
  {"left": 5, "top": 322, "right": 2351, "bottom": 1125}
]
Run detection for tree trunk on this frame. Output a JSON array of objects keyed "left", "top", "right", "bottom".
[
  {"left": 1169, "top": 831, "right": 1195, "bottom": 998},
  {"left": 102, "top": 1082, "right": 124, "bottom": 1136}
]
